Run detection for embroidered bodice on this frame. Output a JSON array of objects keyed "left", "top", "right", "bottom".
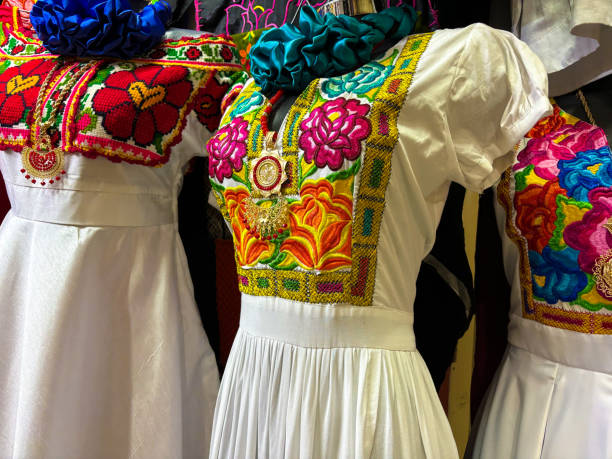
[
  {"left": 498, "top": 105, "right": 612, "bottom": 335},
  {"left": 0, "top": 23, "right": 241, "bottom": 170},
  {"left": 209, "top": 24, "right": 551, "bottom": 312}
]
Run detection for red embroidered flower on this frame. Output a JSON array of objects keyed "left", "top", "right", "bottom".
[
  {"left": 92, "top": 64, "right": 193, "bottom": 146},
  {"left": 193, "top": 76, "right": 229, "bottom": 131},
  {"left": 514, "top": 180, "right": 566, "bottom": 253},
  {"left": 220, "top": 46, "right": 234, "bottom": 62},
  {"left": 186, "top": 47, "right": 202, "bottom": 60},
  {"left": 10, "top": 44, "right": 25, "bottom": 55},
  {"left": 0, "top": 59, "right": 54, "bottom": 127},
  {"left": 299, "top": 98, "right": 371, "bottom": 170}
]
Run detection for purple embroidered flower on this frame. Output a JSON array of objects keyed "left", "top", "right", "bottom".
[
  {"left": 298, "top": 98, "right": 371, "bottom": 170},
  {"left": 564, "top": 187, "right": 612, "bottom": 273},
  {"left": 514, "top": 121, "right": 607, "bottom": 180},
  {"left": 207, "top": 116, "right": 248, "bottom": 182}
]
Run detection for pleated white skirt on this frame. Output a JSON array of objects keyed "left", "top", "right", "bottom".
[{"left": 210, "top": 297, "right": 459, "bottom": 459}]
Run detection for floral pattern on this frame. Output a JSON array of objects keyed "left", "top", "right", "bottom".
[
  {"left": 501, "top": 104, "right": 612, "bottom": 325},
  {"left": 208, "top": 33, "right": 432, "bottom": 305},
  {"left": 321, "top": 62, "right": 392, "bottom": 97},
  {"left": 299, "top": 98, "right": 371, "bottom": 170},
  {"left": 280, "top": 179, "right": 353, "bottom": 271},
  {"left": 207, "top": 116, "right": 249, "bottom": 182},
  {"left": 0, "top": 25, "right": 242, "bottom": 166},
  {"left": 92, "top": 65, "right": 193, "bottom": 146},
  {"left": 0, "top": 59, "right": 53, "bottom": 127},
  {"left": 558, "top": 147, "right": 612, "bottom": 201},
  {"left": 514, "top": 181, "right": 565, "bottom": 253},
  {"left": 225, "top": 187, "right": 274, "bottom": 266},
  {"left": 564, "top": 187, "right": 612, "bottom": 273}
]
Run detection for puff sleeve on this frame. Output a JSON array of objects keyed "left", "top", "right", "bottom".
[{"left": 443, "top": 24, "right": 551, "bottom": 192}]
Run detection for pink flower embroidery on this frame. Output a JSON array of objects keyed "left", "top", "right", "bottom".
[
  {"left": 515, "top": 120, "right": 607, "bottom": 180},
  {"left": 298, "top": 98, "right": 371, "bottom": 170},
  {"left": 564, "top": 187, "right": 612, "bottom": 273},
  {"left": 207, "top": 116, "right": 249, "bottom": 182}
]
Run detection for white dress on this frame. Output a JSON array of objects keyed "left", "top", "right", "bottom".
[
  {"left": 0, "top": 27, "right": 241, "bottom": 458},
  {"left": 468, "top": 107, "right": 612, "bottom": 458},
  {"left": 207, "top": 24, "right": 551, "bottom": 458}
]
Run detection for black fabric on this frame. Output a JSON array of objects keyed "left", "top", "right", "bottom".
[
  {"left": 178, "top": 158, "right": 221, "bottom": 366},
  {"left": 470, "top": 188, "right": 510, "bottom": 417},
  {"left": 415, "top": 182, "right": 474, "bottom": 390}
]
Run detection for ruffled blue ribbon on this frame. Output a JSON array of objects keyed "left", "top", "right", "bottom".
[
  {"left": 30, "top": 0, "right": 172, "bottom": 58},
  {"left": 250, "top": 5, "right": 416, "bottom": 94}
]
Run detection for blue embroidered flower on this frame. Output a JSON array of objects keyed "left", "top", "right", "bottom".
[
  {"left": 558, "top": 146, "right": 612, "bottom": 201},
  {"left": 321, "top": 62, "right": 392, "bottom": 97},
  {"left": 529, "top": 246, "right": 588, "bottom": 304},
  {"left": 230, "top": 91, "right": 265, "bottom": 118}
]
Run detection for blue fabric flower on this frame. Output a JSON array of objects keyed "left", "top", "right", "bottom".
[
  {"left": 529, "top": 246, "right": 587, "bottom": 304},
  {"left": 30, "top": 0, "right": 172, "bottom": 59},
  {"left": 558, "top": 146, "right": 612, "bottom": 201},
  {"left": 249, "top": 5, "right": 416, "bottom": 94},
  {"left": 321, "top": 61, "right": 393, "bottom": 97}
]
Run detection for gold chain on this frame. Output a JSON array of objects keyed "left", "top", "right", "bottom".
[
  {"left": 576, "top": 89, "right": 597, "bottom": 126},
  {"left": 34, "top": 59, "right": 95, "bottom": 138}
]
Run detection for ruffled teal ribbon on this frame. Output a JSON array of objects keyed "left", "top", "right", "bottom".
[{"left": 250, "top": 5, "right": 416, "bottom": 94}]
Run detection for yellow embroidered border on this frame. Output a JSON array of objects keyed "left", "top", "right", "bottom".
[
  {"left": 235, "top": 33, "right": 432, "bottom": 305},
  {"left": 497, "top": 169, "right": 612, "bottom": 334}
]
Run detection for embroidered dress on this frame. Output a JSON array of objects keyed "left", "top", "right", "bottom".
[
  {"left": 207, "top": 23, "right": 550, "bottom": 458},
  {"left": 0, "top": 27, "right": 241, "bottom": 458},
  {"left": 469, "top": 106, "right": 612, "bottom": 459}
]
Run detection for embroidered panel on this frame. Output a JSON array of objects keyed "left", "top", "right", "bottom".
[
  {"left": 209, "top": 33, "right": 431, "bottom": 305},
  {"left": 499, "top": 105, "right": 612, "bottom": 334},
  {"left": 0, "top": 21, "right": 242, "bottom": 166}
]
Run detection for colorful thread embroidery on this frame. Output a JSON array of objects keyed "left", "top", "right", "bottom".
[
  {"left": 0, "top": 21, "right": 242, "bottom": 167},
  {"left": 498, "top": 105, "right": 612, "bottom": 334},
  {"left": 210, "top": 33, "right": 431, "bottom": 305}
]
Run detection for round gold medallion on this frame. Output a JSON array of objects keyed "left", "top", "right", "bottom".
[{"left": 593, "top": 249, "right": 612, "bottom": 299}]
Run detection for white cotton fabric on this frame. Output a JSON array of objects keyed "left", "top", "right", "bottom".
[
  {"left": 512, "top": 0, "right": 612, "bottom": 95},
  {"left": 0, "top": 111, "right": 219, "bottom": 458},
  {"left": 467, "top": 187, "right": 612, "bottom": 459},
  {"left": 210, "top": 24, "right": 551, "bottom": 459}
]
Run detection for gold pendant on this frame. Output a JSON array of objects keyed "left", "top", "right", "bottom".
[
  {"left": 244, "top": 196, "right": 289, "bottom": 240},
  {"left": 593, "top": 249, "right": 612, "bottom": 299},
  {"left": 249, "top": 132, "right": 288, "bottom": 197},
  {"left": 20, "top": 135, "right": 65, "bottom": 186}
]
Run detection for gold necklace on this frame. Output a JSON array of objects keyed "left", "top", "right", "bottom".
[{"left": 20, "top": 59, "right": 94, "bottom": 186}]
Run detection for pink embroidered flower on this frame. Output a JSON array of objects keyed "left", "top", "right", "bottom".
[
  {"left": 298, "top": 98, "right": 371, "bottom": 170},
  {"left": 207, "top": 116, "right": 248, "bottom": 182},
  {"left": 564, "top": 187, "right": 612, "bottom": 273},
  {"left": 515, "top": 120, "right": 607, "bottom": 180}
]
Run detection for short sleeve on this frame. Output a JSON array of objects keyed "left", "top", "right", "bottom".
[{"left": 444, "top": 24, "right": 551, "bottom": 192}]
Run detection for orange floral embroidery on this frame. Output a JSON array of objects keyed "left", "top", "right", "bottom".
[
  {"left": 527, "top": 105, "right": 564, "bottom": 138},
  {"left": 225, "top": 188, "right": 273, "bottom": 266},
  {"left": 280, "top": 179, "right": 353, "bottom": 271}
]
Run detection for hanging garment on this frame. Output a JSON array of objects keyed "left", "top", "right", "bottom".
[
  {"left": 512, "top": 0, "right": 612, "bottom": 96},
  {"left": 206, "top": 23, "right": 550, "bottom": 458},
  {"left": 195, "top": 0, "right": 440, "bottom": 35},
  {"left": 0, "top": 26, "right": 242, "bottom": 458},
  {"left": 468, "top": 105, "right": 612, "bottom": 459}
]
